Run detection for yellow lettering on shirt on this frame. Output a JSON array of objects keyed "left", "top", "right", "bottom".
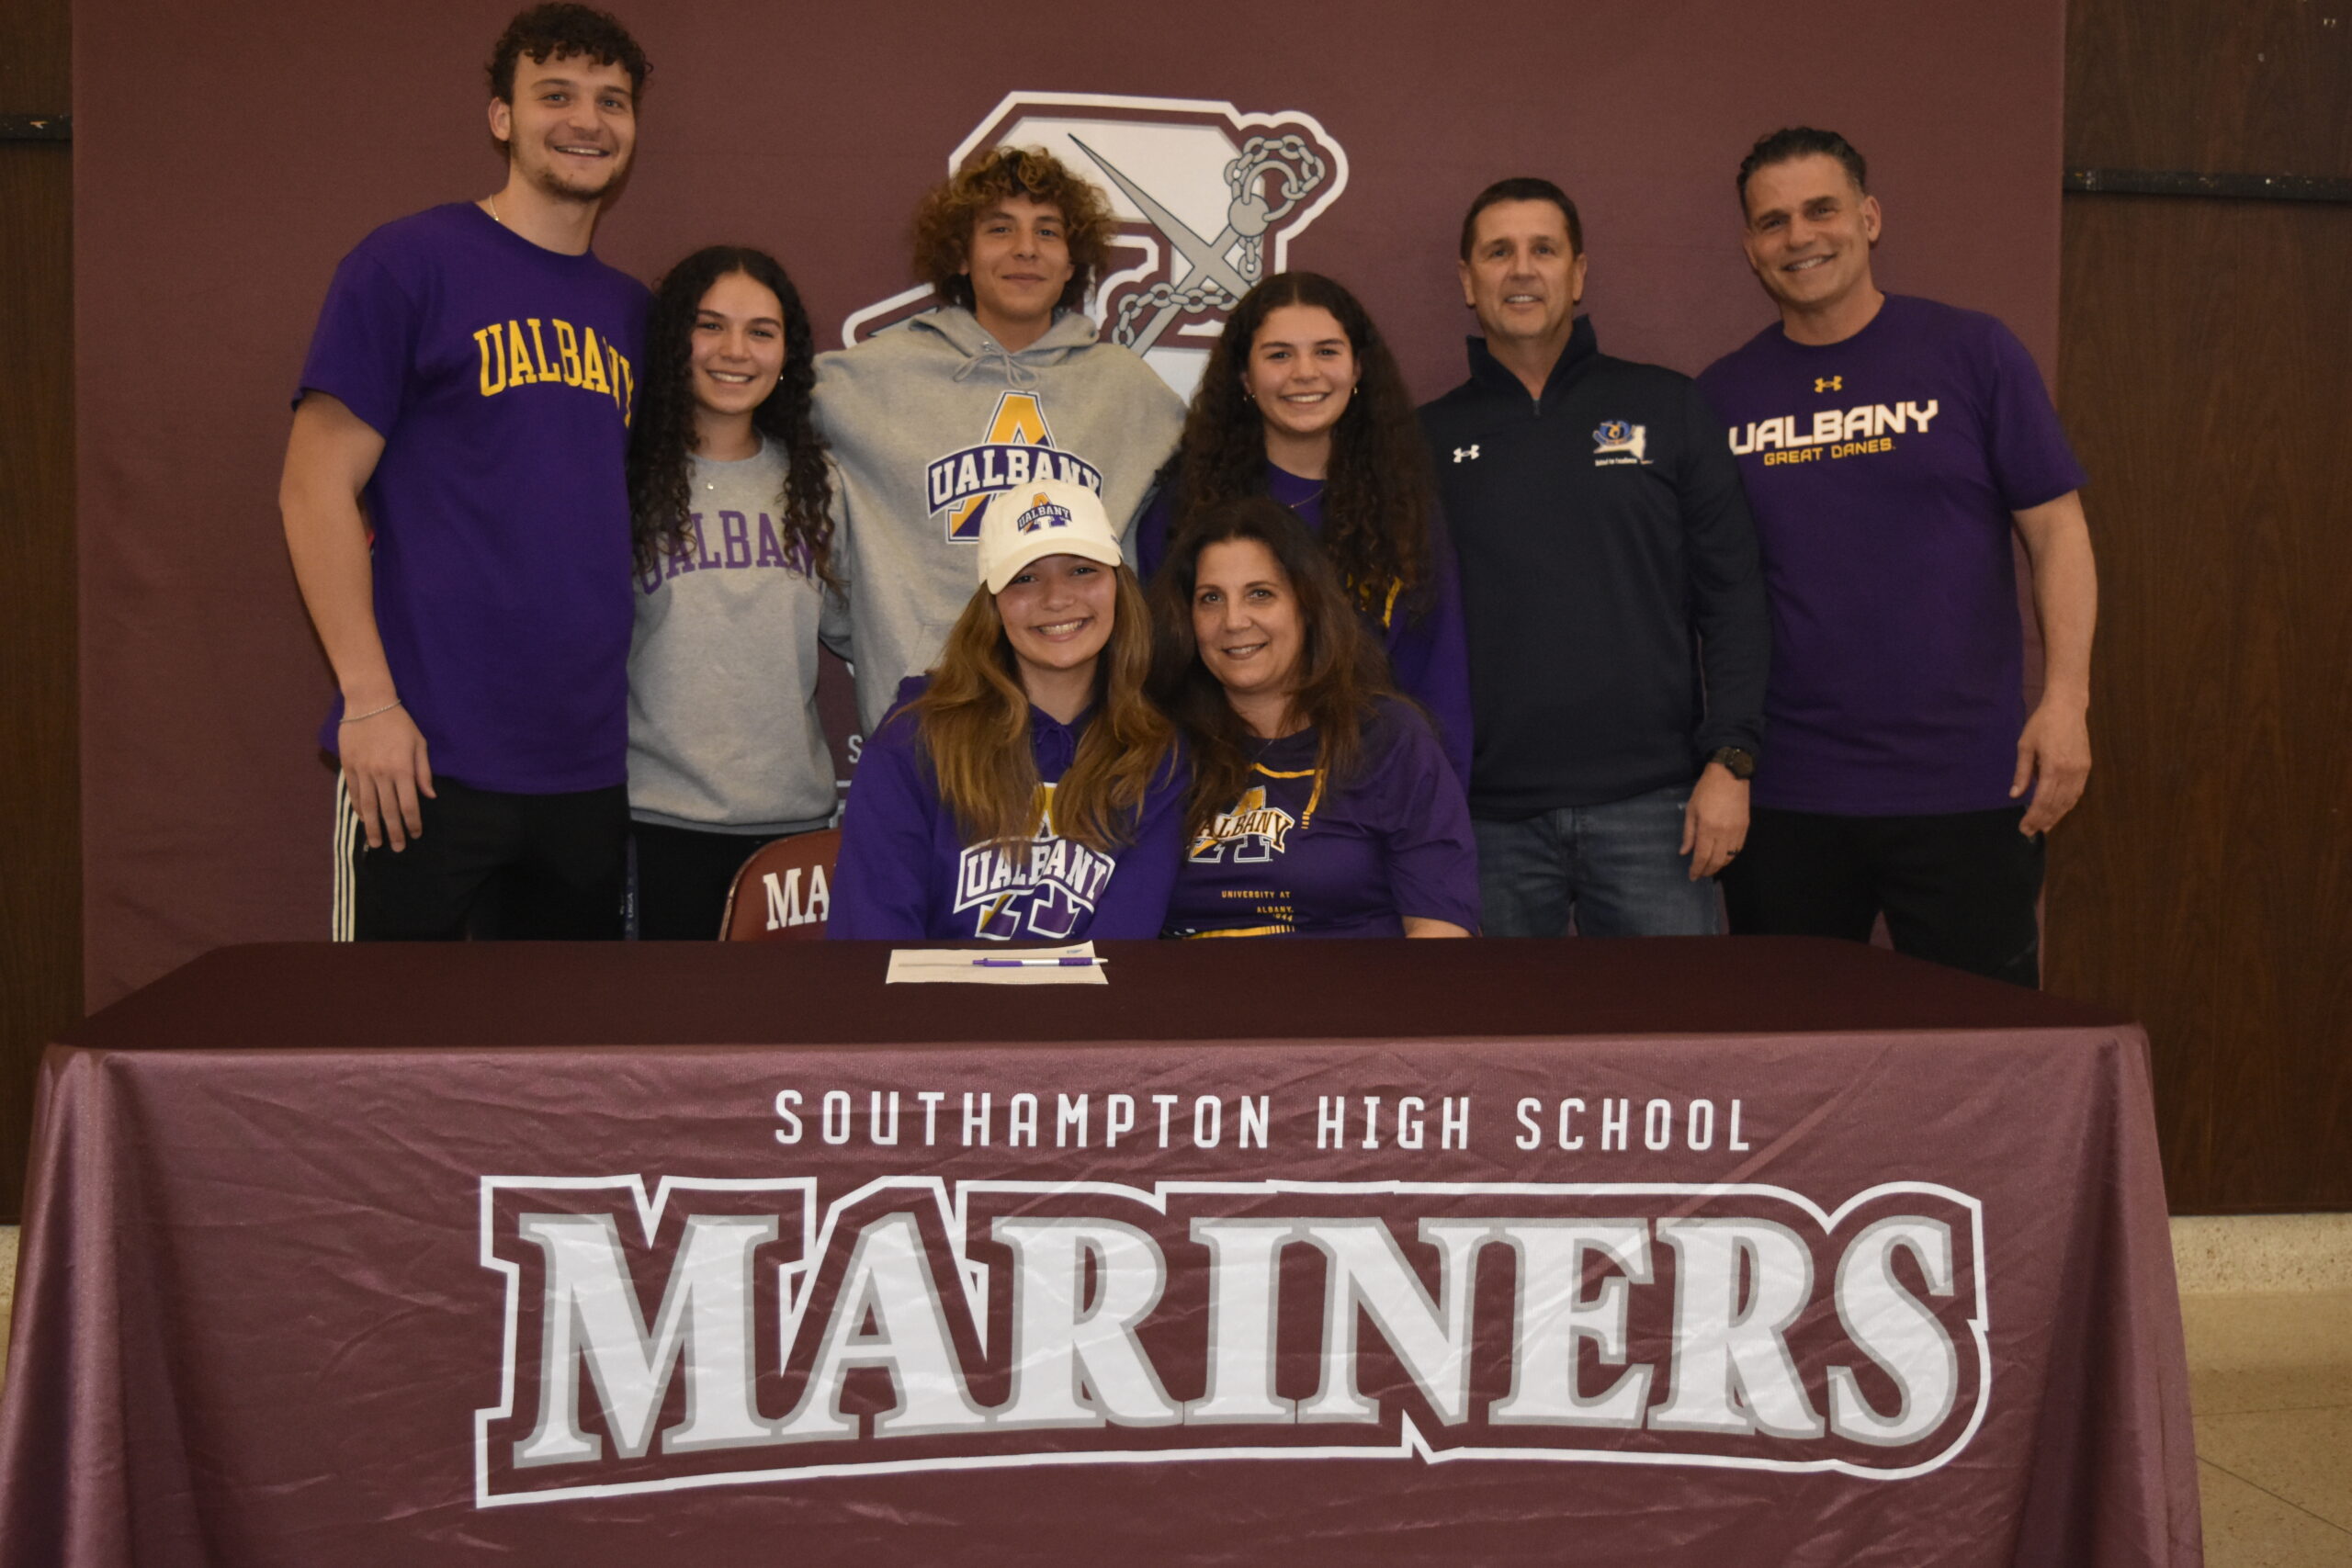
[
  {"left": 552, "top": 320, "right": 585, "bottom": 387},
  {"left": 474, "top": 323, "right": 508, "bottom": 396},
  {"left": 469, "top": 315, "right": 631, "bottom": 413},
  {"left": 505, "top": 319, "right": 539, "bottom": 386},
  {"left": 579, "top": 326, "right": 612, "bottom": 395}
]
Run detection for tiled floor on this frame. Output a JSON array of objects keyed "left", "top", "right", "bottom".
[
  {"left": 2186, "top": 1292, "right": 2352, "bottom": 1565},
  {"left": 0, "top": 1229, "right": 2343, "bottom": 1562}
]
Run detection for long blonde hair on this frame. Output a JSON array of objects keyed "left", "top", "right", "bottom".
[{"left": 910, "top": 567, "right": 1175, "bottom": 852}]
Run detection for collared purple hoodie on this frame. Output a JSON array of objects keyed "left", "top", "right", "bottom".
[{"left": 831, "top": 676, "right": 1187, "bottom": 941}]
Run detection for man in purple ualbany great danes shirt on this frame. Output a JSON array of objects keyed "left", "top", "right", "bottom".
[
  {"left": 279, "top": 5, "right": 652, "bottom": 941},
  {"left": 1697, "top": 127, "right": 2098, "bottom": 987}
]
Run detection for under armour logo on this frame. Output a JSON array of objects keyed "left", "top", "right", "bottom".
[
  {"left": 1453, "top": 446, "right": 1480, "bottom": 463},
  {"left": 1815, "top": 377, "right": 1843, "bottom": 393}
]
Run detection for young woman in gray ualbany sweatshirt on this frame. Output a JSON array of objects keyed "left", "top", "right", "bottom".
[
  {"left": 813, "top": 145, "right": 1184, "bottom": 738},
  {"left": 624, "top": 246, "right": 849, "bottom": 939}
]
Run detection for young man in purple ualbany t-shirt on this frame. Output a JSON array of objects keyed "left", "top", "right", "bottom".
[
  {"left": 1697, "top": 127, "right": 2098, "bottom": 987},
  {"left": 279, "top": 5, "right": 652, "bottom": 940}
]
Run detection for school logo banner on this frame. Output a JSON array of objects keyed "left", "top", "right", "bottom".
[{"left": 475, "top": 1159, "right": 1988, "bottom": 1505}]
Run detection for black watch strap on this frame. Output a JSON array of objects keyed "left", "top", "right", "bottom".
[{"left": 1709, "top": 746, "right": 1757, "bottom": 781}]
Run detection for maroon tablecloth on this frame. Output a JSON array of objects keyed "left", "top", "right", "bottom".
[{"left": 0, "top": 939, "right": 2199, "bottom": 1565}]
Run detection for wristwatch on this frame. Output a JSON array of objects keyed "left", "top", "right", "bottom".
[{"left": 1708, "top": 746, "right": 1757, "bottom": 781}]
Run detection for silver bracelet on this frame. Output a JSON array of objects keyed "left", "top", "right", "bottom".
[{"left": 338, "top": 698, "right": 404, "bottom": 726}]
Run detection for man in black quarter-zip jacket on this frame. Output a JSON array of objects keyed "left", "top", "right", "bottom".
[{"left": 1421, "top": 177, "right": 1770, "bottom": 939}]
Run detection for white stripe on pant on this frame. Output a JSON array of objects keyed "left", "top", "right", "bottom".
[{"left": 332, "top": 774, "right": 357, "bottom": 942}]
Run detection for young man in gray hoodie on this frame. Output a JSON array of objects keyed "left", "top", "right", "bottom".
[{"left": 815, "top": 145, "right": 1186, "bottom": 734}]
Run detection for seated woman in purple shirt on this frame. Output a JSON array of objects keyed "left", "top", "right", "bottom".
[
  {"left": 1135, "top": 272, "right": 1472, "bottom": 783},
  {"left": 1149, "top": 498, "right": 1480, "bottom": 939},
  {"left": 830, "top": 479, "right": 1185, "bottom": 941}
]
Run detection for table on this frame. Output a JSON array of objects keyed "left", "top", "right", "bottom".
[{"left": 0, "top": 939, "right": 2199, "bottom": 1565}]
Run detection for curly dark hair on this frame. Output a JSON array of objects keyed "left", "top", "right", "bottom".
[
  {"left": 909, "top": 146, "right": 1113, "bottom": 317},
  {"left": 1168, "top": 272, "right": 1436, "bottom": 621},
  {"left": 1148, "top": 497, "right": 1396, "bottom": 841},
  {"left": 627, "top": 246, "right": 836, "bottom": 588},
  {"left": 1736, "top": 127, "right": 1869, "bottom": 209},
  {"left": 486, "top": 4, "right": 650, "bottom": 101}
]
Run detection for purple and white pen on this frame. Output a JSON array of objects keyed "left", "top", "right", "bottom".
[{"left": 972, "top": 956, "right": 1102, "bottom": 968}]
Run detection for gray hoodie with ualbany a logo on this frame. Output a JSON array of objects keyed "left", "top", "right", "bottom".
[{"left": 813, "top": 305, "right": 1185, "bottom": 734}]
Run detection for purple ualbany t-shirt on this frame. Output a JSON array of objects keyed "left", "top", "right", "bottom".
[
  {"left": 297, "top": 203, "right": 650, "bottom": 793},
  {"left": 1697, "top": 295, "right": 2086, "bottom": 816},
  {"left": 1164, "top": 702, "right": 1481, "bottom": 938},
  {"left": 829, "top": 677, "right": 1189, "bottom": 941}
]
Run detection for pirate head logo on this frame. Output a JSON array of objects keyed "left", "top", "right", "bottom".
[{"left": 842, "top": 92, "right": 1350, "bottom": 398}]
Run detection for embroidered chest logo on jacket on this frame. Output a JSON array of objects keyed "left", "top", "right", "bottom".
[
  {"left": 925, "top": 392, "right": 1105, "bottom": 543},
  {"left": 1592, "top": 421, "right": 1649, "bottom": 467},
  {"left": 1188, "top": 785, "right": 1297, "bottom": 864},
  {"left": 953, "top": 784, "right": 1118, "bottom": 939}
]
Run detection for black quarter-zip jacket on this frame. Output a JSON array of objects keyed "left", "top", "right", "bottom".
[{"left": 1420, "top": 318, "right": 1770, "bottom": 818}]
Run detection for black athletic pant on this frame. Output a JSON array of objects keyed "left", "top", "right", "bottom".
[
  {"left": 1721, "top": 806, "right": 2044, "bottom": 987},
  {"left": 336, "top": 776, "right": 628, "bottom": 941},
  {"left": 630, "top": 822, "right": 786, "bottom": 941}
]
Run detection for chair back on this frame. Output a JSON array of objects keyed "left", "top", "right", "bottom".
[{"left": 719, "top": 829, "right": 842, "bottom": 942}]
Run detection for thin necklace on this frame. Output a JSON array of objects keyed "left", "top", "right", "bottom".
[{"left": 485, "top": 193, "right": 503, "bottom": 227}]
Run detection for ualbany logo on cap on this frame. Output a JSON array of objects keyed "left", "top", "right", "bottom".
[
  {"left": 1013, "top": 491, "right": 1074, "bottom": 534},
  {"left": 1593, "top": 420, "right": 1649, "bottom": 467}
]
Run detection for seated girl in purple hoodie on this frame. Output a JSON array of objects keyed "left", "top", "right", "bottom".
[
  {"left": 830, "top": 479, "right": 1186, "bottom": 941},
  {"left": 1150, "top": 499, "right": 1481, "bottom": 939}
]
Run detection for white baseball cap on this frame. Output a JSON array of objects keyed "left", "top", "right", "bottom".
[{"left": 977, "top": 478, "right": 1125, "bottom": 595}]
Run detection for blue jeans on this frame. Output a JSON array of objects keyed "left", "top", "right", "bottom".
[{"left": 1472, "top": 784, "right": 1724, "bottom": 938}]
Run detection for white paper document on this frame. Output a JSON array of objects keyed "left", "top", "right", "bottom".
[{"left": 885, "top": 942, "right": 1110, "bottom": 986}]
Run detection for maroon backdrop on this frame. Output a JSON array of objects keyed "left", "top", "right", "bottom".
[{"left": 73, "top": 0, "right": 2066, "bottom": 1006}]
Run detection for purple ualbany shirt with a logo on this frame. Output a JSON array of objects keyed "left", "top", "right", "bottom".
[
  {"left": 1697, "top": 295, "right": 2086, "bottom": 816},
  {"left": 1165, "top": 702, "right": 1482, "bottom": 939},
  {"left": 297, "top": 203, "right": 650, "bottom": 793},
  {"left": 829, "top": 677, "right": 1188, "bottom": 941}
]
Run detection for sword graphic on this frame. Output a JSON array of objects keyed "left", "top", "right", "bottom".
[{"left": 1069, "top": 135, "right": 1253, "bottom": 355}]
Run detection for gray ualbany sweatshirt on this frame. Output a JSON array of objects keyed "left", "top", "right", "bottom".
[
  {"left": 626, "top": 441, "right": 850, "bottom": 835},
  {"left": 813, "top": 306, "right": 1185, "bottom": 734}
]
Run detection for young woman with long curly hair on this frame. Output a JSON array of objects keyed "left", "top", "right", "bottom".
[
  {"left": 830, "top": 479, "right": 1185, "bottom": 941},
  {"left": 1135, "top": 272, "right": 1472, "bottom": 782},
  {"left": 1149, "top": 497, "right": 1478, "bottom": 939},
  {"left": 624, "top": 244, "right": 845, "bottom": 938}
]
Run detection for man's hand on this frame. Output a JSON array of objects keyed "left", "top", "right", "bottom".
[
  {"left": 340, "top": 703, "right": 435, "bottom": 851},
  {"left": 2011, "top": 700, "right": 2090, "bottom": 835},
  {"left": 1681, "top": 761, "right": 1749, "bottom": 880},
  {"left": 2010, "top": 491, "right": 2096, "bottom": 837}
]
